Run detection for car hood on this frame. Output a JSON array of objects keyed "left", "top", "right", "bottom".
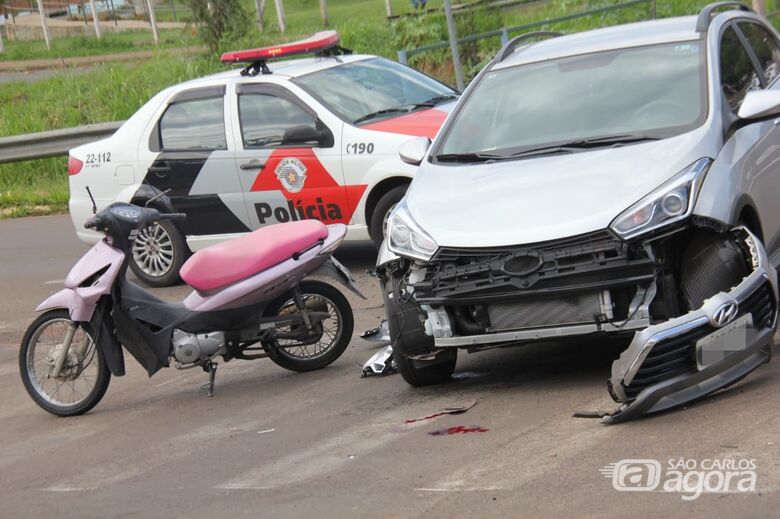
[
  {"left": 406, "top": 131, "right": 714, "bottom": 248},
  {"left": 361, "top": 102, "right": 456, "bottom": 139}
]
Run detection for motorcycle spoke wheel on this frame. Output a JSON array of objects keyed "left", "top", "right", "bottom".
[
  {"left": 262, "top": 281, "right": 354, "bottom": 372},
  {"left": 274, "top": 295, "right": 343, "bottom": 360},
  {"left": 20, "top": 310, "right": 111, "bottom": 416}
]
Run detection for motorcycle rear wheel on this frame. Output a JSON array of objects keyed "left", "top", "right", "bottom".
[
  {"left": 262, "top": 281, "right": 353, "bottom": 372},
  {"left": 19, "top": 310, "right": 111, "bottom": 416}
]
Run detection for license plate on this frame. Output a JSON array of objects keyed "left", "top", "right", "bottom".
[{"left": 695, "top": 313, "right": 753, "bottom": 370}]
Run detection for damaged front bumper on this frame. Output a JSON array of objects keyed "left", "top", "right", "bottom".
[
  {"left": 377, "top": 226, "right": 778, "bottom": 423},
  {"left": 605, "top": 228, "right": 777, "bottom": 423}
]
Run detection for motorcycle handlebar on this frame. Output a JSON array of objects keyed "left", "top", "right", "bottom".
[
  {"left": 158, "top": 213, "right": 187, "bottom": 222},
  {"left": 84, "top": 215, "right": 103, "bottom": 230}
]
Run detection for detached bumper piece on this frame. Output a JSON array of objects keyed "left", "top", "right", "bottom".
[{"left": 606, "top": 229, "right": 778, "bottom": 424}]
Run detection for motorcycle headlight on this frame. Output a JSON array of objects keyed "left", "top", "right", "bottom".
[
  {"left": 610, "top": 158, "right": 712, "bottom": 239},
  {"left": 387, "top": 201, "right": 438, "bottom": 261}
]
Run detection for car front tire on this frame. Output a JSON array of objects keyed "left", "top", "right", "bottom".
[
  {"left": 395, "top": 349, "right": 457, "bottom": 386},
  {"left": 369, "top": 185, "right": 408, "bottom": 249}
]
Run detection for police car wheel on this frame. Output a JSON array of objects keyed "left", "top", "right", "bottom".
[
  {"left": 129, "top": 220, "right": 187, "bottom": 287},
  {"left": 369, "top": 185, "right": 408, "bottom": 249}
]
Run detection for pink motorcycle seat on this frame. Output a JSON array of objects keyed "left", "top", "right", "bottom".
[{"left": 181, "top": 220, "right": 329, "bottom": 292}]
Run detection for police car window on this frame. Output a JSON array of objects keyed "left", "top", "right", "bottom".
[
  {"left": 720, "top": 27, "right": 761, "bottom": 111},
  {"left": 239, "top": 94, "right": 316, "bottom": 148},
  {"left": 293, "top": 57, "right": 454, "bottom": 124},
  {"left": 738, "top": 23, "right": 780, "bottom": 85},
  {"left": 160, "top": 96, "right": 227, "bottom": 150}
]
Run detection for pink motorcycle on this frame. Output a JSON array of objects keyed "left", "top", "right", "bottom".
[{"left": 20, "top": 196, "right": 363, "bottom": 416}]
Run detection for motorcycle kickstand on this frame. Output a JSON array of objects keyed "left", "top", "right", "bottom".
[{"left": 200, "top": 360, "right": 218, "bottom": 397}]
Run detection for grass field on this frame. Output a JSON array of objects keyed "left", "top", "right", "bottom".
[
  {"left": 0, "top": 29, "right": 200, "bottom": 62},
  {"left": 0, "top": 0, "right": 767, "bottom": 217}
]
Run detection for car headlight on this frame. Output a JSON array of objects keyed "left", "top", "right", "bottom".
[
  {"left": 386, "top": 201, "right": 438, "bottom": 261},
  {"left": 610, "top": 158, "right": 712, "bottom": 239}
]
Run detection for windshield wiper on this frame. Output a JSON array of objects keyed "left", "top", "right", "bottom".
[
  {"left": 413, "top": 93, "right": 460, "bottom": 108},
  {"left": 353, "top": 107, "right": 414, "bottom": 125},
  {"left": 435, "top": 152, "right": 503, "bottom": 163},
  {"left": 571, "top": 134, "right": 660, "bottom": 146},
  {"left": 509, "top": 134, "right": 660, "bottom": 158},
  {"left": 354, "top": 94, "right": 460, "bottom": 125}
]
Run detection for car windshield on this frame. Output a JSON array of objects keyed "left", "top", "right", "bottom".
[
  {"left": 436, "top": 41, "right": 707, "bottom": 161},
  {"left": 293, "top": 57, "right": 456, "bottom": 125}
]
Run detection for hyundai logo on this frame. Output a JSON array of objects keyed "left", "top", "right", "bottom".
[{"left": 711, "top": 302, "right": 739, "bottom": 328}]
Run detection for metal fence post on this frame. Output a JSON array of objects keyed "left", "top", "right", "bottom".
[
  {"left": 274, "top": 0, "right": 286, "bottom": 32},
  {"left": 385, "top": 0, "right": 392, "bottom": 18},
  {"left": 398, "top": 49, "right": 408, "bottom": 65},
  {"left": 0, "top": 20, "right": 5, "bottom": 54},
  {"left": 319, "top": 0, "right": 327, "bottom": 27},
  {"left": 79, "top": 0, "right": 88, "bottom": 25},
  {"left": 500, "top": 28, "right": 509, "bottom": 45},
  {"left": 146, "top": 0, "right": 159, "bottom": 45},
  {"left": 255, "top": 0, "right": 266, "bottom": 32},
  {"left": 170, "top": 0, "right": 177, "bottom": 22},
  {"left": 89, "top": 0, "right": 101, "bottom": 39},
  {"left": 107, "top": 0, "right": 118, "bottom": 26},
  {"left": 35, "top": 0, "right": 51, "bottom": 50},
  {"left": 443, "top": 0, "right": 464, "bottom": 90}
]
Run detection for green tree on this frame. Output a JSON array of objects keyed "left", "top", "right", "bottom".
[{"left": 188, "top": 0, "right": 251, "bottom": 53}]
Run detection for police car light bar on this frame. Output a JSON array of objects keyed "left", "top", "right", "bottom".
[{"left": 220, "top": 31, "right": 344, "bottom": 74}]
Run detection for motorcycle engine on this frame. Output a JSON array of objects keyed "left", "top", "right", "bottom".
[{"left": 173, "top": 331, "right": 225, "bottom": 365}]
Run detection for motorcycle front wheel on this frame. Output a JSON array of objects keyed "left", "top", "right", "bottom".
[
  {"left": 262, "top": 280, "right": 354, "bottom": 372},
  {"left": 19, "top": 309, "right": 111, "bottom": 416}
]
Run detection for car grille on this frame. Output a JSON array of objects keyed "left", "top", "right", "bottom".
[
  {"left": 414, "top": 230, "right": 654, "bottom": 305},
  {"left": 487, "top": 293, "right": 602, "bottom": 330},
  {"left": 623, "top": 281, "right": 775, "bottom": 400}
]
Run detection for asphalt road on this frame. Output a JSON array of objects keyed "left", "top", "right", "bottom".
[{"left": 1, "top": 215, "right": 780, "bottom": 518}]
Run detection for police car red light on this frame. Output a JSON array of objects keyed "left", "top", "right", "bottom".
[
  {"left": 68, "top": 156, "right": 83, "bottom": 175},
  {"left": 220, "top": 31, "right": 341, "bottom": 64}
]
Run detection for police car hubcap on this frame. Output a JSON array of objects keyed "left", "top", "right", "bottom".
[{"left": 132, "top": 224, "right": 174, "bottom": 277}]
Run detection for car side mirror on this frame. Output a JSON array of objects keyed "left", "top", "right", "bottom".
[
  {"left": 399, "top": 137, "right": 431, "bottom": 166},
  {"left": 283, "top": 125, "right": 329, "bottom": 146},
  {"left": 737, "top": 90, "right": 780, "bottom": 120}
]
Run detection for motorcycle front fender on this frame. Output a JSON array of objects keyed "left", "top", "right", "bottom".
[
  {"left": 36, "top": 288, "right": 97, "bottom": 323},
  {"left": 35, "top": 294, "right": 125, "bottom": 376}
]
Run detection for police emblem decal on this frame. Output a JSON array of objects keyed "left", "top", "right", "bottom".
[{"left": 275, "top": 158, "right": 307, "bottom": 193}]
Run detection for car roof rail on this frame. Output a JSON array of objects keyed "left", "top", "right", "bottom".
[
  {"left": 495, "top": 31, "right": 563, "bottom": 62},
  {"left": 696, "top": 1, "right": 754, "bottom": 33}
]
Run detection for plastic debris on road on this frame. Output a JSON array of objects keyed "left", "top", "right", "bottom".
[
  {"left": 404, "top": 400, "right": 477, "bottom": 424},
  {"left": 361, "top": 345, "right": 396, "bottom": 377},
  {"left": 361, "top": 319, "right": 390, "bottom": 344},
  {"left": 428, "top": 425, "right": 489, "bottom": 436}
]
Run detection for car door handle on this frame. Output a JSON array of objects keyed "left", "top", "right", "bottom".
[
  {"left": 240, "top": 160, "right": 265, "bottom": 171},
  {"left": 148, "top": 165, "right": 171, "bottom": 173}
]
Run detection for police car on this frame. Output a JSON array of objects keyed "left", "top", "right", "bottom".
[{"left": 67, "top": 31, "right": 457, "bottom": 286}]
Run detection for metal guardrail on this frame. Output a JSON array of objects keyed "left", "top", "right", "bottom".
[
  {"left": 398, "top": 0, "right": 657, "bottom": 64},
  {"left": 0, "top": 121, "right": 124, "bottom": 164}
]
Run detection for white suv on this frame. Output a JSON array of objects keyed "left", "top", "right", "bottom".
[{"left": 379, "top": 3, "right": 780, "bottom": 422}]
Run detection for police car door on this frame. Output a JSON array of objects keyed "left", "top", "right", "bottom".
[
  {"left": 230, "top": 83, "right": 348, "bottom": 229},
  {"left": 141, "top": 85, "right": 251, "bottom": 242}
]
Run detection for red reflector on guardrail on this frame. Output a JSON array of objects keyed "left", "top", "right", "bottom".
[{"left": 68, "top": 156, "right": 83, "bottom": 175}]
